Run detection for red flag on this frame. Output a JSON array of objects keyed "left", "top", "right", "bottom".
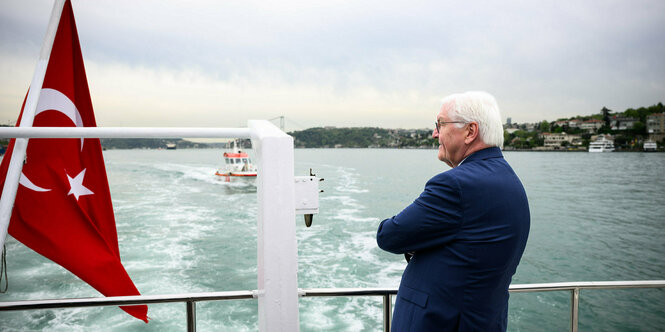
[{"left": 0, "top": 0, "right": 148, "bottom": 322}]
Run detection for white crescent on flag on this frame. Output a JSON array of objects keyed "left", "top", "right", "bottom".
[
  {"left": 35, "top": 88, "right": 85, "bottom": 149},
  {"left": 20, "top": 88, "right": 85, "bottom": 193},
  {"left": 19, "top": 172, "right": 51, "bottom": 192}
]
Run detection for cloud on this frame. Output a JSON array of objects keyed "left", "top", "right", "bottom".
[
  {"left": 1, "top": 0, "right": 664, "bottom": 128},
  {"left": 82, "top": 59, "right": 443, "bottom": 129}
]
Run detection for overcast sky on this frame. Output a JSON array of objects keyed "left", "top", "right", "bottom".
[{"left": 1, "top": 0, "right": 664, "bottom": 131}]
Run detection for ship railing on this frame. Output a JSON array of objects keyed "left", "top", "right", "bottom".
[
  {"left": 1, "top": 280, "right": 664, "bottom": 332},
  {"left": 0, "top": 123, "right": 300, "bottom": 331}
]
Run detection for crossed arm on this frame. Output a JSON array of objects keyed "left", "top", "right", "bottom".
[{"left": 376, "top": 173, "right": 463, "bottom": 254}]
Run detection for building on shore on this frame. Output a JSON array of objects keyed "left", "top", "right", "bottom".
[
  {"left": 580, "top": 119, "right": 603, "bottom": 133},
  {"left": 611, "top": 116, "right": 638, "bottom": 131},
  {"left": 541, "top": 132, "right": 582, "bottom": 150},
  {"left": 647, "top": 113, "right": 665, "bottom": 142}
]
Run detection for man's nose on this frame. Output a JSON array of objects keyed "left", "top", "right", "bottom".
[{"left": 432, "top": 129, "right": 438, "bottom": 138}]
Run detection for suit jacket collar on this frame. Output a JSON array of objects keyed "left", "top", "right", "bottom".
[{"left": 459, "top": 147, "right": 503, "bottom": 165}]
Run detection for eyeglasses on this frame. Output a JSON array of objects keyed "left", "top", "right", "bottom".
[{"left": 434, "top": 120, "right": 466, "bottom": 134}]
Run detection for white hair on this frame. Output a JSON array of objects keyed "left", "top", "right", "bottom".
[{"left": 441, "top": 91, "right": 504, "bottom": 147}]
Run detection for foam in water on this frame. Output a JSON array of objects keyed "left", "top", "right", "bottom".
[{"left": 4, "top": 150, "right": 664, "bottom": 331}]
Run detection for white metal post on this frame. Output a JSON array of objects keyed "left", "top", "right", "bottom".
[
  {"left": 249, "top": 120, "right": 299, "bottom": 332},
  {"left": 0, "top": 0, "right": 65, "bottom": 250}
]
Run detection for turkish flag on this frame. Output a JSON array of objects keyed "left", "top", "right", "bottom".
[{"left": 0, "top": 0, "right": 148, "bottom": 322}]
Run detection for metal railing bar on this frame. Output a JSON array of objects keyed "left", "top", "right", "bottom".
[
  {"left": 508, "top": 280, "right": 665, "bottom": 293},
  {"left": 571, "top": 288, "right": 580, "bottom": 332},
  {"left": 383, "top": 294, "right": 392, "bottom": 332},
  {"left": 0, "top": 281, "right": 663, "bottom": 332},
  {"left": 0, "top": 290, "right": 254, "bottom": 311},
  {"left": 187, "top": 301, "right": 196, "bottom": 332},
  {"left": 0, "top": 127, "right": 252, "bottom": 139},
  {"left": 2, "top": 281, "right": 663, "bottom": 312},
  {"left": 300, "top": 288, "right": 397, "bottom": 297}
]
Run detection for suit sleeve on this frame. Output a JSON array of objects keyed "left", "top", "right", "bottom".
[{"left": 376, "top": 173, "right": 463, "bottom": 254}]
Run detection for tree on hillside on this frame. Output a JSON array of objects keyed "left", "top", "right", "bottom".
[
  {"left": 630, "top": 121, "right": 646, "bottom": 136},
  {"left": 601, "top": 107, "right": 611, "bottom": 127}
]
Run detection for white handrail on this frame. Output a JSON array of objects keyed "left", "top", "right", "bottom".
[
  {"left": 0, "top": 121, "right": 300, "bottom": 331},
  {"left": 0, "top": 127, "right": 251, "bottom": 139}
]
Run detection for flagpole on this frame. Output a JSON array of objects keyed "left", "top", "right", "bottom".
[{"left": 0, "top": 0, "right": 66, "bottom": 249}]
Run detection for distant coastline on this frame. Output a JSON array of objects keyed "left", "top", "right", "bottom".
[
  {"left": 0, "top": 100, "right": 663, "bottom": 151},
  {"left": 0, "top": 130, "right": 661, "bottom": 152}
]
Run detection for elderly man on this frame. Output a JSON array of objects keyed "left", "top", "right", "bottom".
[{"left": 377, "top": 91, "right": 530, "bottom": 331}]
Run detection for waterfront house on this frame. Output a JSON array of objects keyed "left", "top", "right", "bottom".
[
  {"left": 542, "top": 132, "right": 582, "bottom": 149},
  {"left": 647, "top": 113, "right": 665, "bottom": 142},
  {"left": 580, "top": 119, "right": 603, "bottom": 133},
  {"left": 611, "top": 116, "right": 638, "bottom": 130},
  {"left": 555, "top": 120, "right": 568, "bottom": 127}
]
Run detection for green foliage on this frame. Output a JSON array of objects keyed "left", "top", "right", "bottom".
[
  {"left": 628, "top": 121, "right": 646, "bottom": 136},
  {"left": 503, "top": 129, "right": 541, "bottom": 149},
  {"left": 100, "top": 138, "right": 206, "bottom": 149},
  {"left": 503, "top": 131, "right": 512, "bottom": 144},
  {"left": 624, "top": 103, "right": 664, "bottom": 123},
  {"left": 601, "top": 107, "right": 611, "bottom": 127},
  {"left": 615, "top": 135, "right": 628, "bottom": 147},
  {"left": 289, "top": 127, "right": 434, "bottom": 148},
  {"left": 566, "top": 127, "right": 584, "bottom": 135}
]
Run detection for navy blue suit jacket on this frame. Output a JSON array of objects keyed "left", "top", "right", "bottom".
[{"left": 377, "top": 147, "right": 530, "bottom": 331}]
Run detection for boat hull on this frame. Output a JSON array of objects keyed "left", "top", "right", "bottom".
[
  {"left": 588, "top": 148, "right": 614, "bottom": 152},
  {"left": 215, "top": 171, "right": 257, "bottom": 177}
]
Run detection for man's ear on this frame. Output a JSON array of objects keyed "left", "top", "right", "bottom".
[{"left": 464, "top": 122, "right": 479, "bottom": 144}]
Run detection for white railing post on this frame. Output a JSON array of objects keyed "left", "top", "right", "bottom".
[{"left": 248, "top": 120, "right": 299, "bottom": 331}]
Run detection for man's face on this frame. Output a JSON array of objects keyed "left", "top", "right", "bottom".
[{"left": 432, "top": 106, "right": 467, "bottom": 167}]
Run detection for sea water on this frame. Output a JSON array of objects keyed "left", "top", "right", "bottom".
[{"left": 1, "top": 149, "right": 664, "bottom": 331}]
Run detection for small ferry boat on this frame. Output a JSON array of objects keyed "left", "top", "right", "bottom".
[
  {"left": 588, "top": 136, "right": 615, "bottom": 152},
  {"left": 215, "top": 140, "right": 257, "bottom": 178},
  {"left": 643, "top": 140, "right": 657, "bottom": 152}
]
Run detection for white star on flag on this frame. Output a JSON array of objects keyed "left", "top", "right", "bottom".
[{"left": 67, "top": 168, "right": 94, "bottom": 201}]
